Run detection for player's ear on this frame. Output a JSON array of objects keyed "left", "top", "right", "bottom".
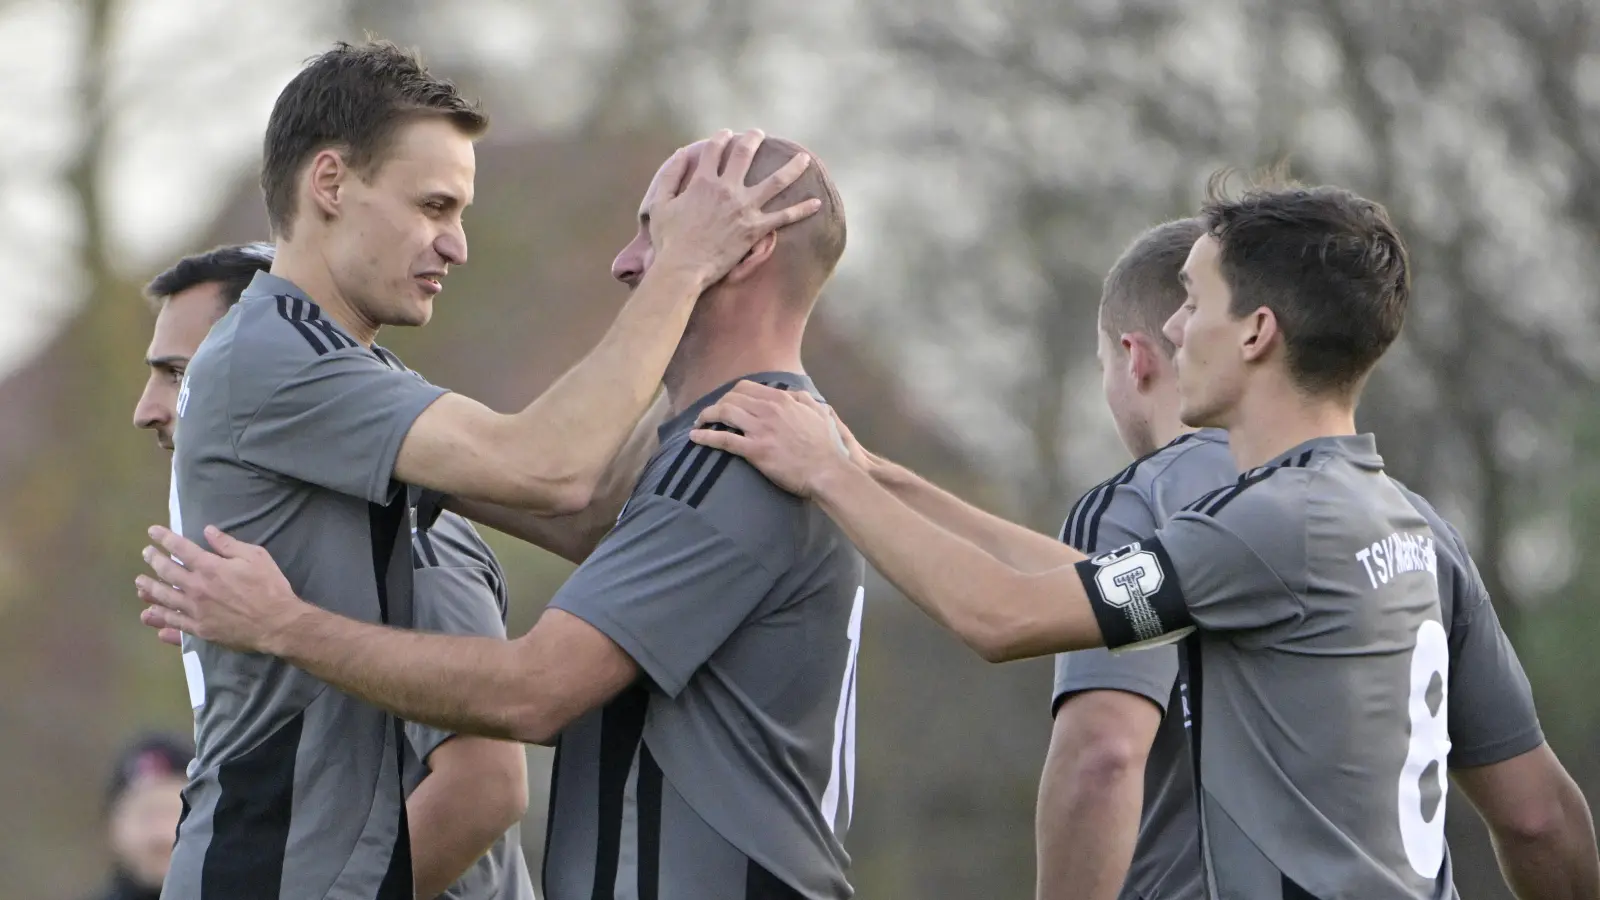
[
  {"left": 306, "top": 148, "right": 347, "bottom": 221},
  {"left": 1124, "top": 332, "right": 1162, "bottom": 389},
  {"left": 1239, "top": 306, "right": 1278, "bottom": 363},
  {"left": 723, "top": 231, "right": 778, "bottom": 285}
]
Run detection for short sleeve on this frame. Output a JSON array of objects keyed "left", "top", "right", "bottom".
[
  {"left": 1443, "top": 546, "right": 1544, "bottom": 767},
  {"left": 1075, "top": 508, "right": 1303, "bottom": 650},
  {"left": 549, "top": 493, "right": 780, "bottom": 698},
  {"left": 405, "top": 563, "right": 510, "bottom": 763},
  {"left": 235, "top": 349, "right": 447, "bottom": 504},
  {"left": 1053, "top": 482, "right": 1175, "bottom": 712}
]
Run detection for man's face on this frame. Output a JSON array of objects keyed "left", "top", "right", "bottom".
[
  {"left": 134, "top": 282, "right": 227, "bottom": 450},
  {"left": 1097, "top": 316, "right": 1153, "bottom": 457},
  {"left": 1165, "top": 234, "right": 1246, "bottom": 428},
  {"left": 108, "top": 774, "right": 187, "bottom": 888},
  {"left": 325, "top": 117, "right": 474, "bottom": 328},
  {"left": 610, "top": 143, "right": 703, "bottom": 291}
]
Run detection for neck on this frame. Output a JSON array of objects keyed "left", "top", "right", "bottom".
[
  {"left": 1143, "top": 385, "right": 1195, "bottom": 452},
  {"left": 271, "top": 238, "right": 379, "bottom": 346},
  {"left": 1223, "top": 380, "right": 1356, "bottom": 470},
  {"left": 664, "top": 324, "right": 806, "bottom": 414}
]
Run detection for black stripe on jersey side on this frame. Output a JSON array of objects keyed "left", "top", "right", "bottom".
[
  {"left": 592, "top": 686, "right": 649, "bottom": 900},
  {"left": 1282, "top": 874, "right": 1324, "bottom": 900},
  {"left": 304, "top": 302, "right": 357, "bottom": 351},
  {"left": 412, "top": 528, "right": 442, "bottom": 568},
  {"left": 1182, "top": 634, "right": 1213, "bottom": 898},
  {"left": 541, "top": 737, "right": 564, "bottom": 900},
  {"left": 746, "top": 861, "right": 806, "bottom": 900},
  {"left": 377, "top": 736, "right": 413, "bottom": 900},
  {"left": 277, "top": 295, "right": 329, "bottom": 355},
  {"left": 369, "top": 498, "right": 404, "bottom": 625},
  {"left": 636, "top": 743, "right": 662, "bottom": 900},
  {"left": 200, "top": 711, "right": 303, "bottom": 899}
]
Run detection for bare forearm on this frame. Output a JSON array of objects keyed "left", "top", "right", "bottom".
[
  {"left": 1035, "top": 753, "right": 1143, "bottom": 900},
  {"left": 408, "top": 773, "right": 515, "bottom": 899},
  {"left": 1493, "top": 795, "right": 1600, "bottom": 900},
  {"left": 872, "top": 460, "right": 1077, "bottom": 572},
  {"left": 810, "top": 463, "right": 1098, "bottom": 661},
  {"left": 266, "top": 607, "right": 531, "bottom": 741},
  {"left": 507, "top": 266, "right": 705, "bottom": 506}
]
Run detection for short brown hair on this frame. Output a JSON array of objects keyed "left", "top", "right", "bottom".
[
  {"left": 261, "top": 40, "right": 487, "bottom": 238},
  {"left": 1200, "top": 171, "right": 1409, "bottom": 397},
  {"left": 143, "top": 242, "right": 275, "bottom": 311},
  {"left": 1100, "top": 218, "right": 1206, "bottom": 356},
  {"left": 739, "top": 137, "right": 847, "bottom": 298}
]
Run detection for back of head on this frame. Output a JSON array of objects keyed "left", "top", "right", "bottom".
[
  {"left": 261, "top": 40, "right": 487, "bottom": 239},
  {"left": 143, "top": 242, "right": 276, "bottom": 309},
  {"left": 1200, "top": 171, "right": 1410, "bottom": 397},
  {"left": 1100, "top": 218, "right": 1207, "bottom": 356},
  {"left": 738, "top": 137, "right": 847, "bottom": 301}
]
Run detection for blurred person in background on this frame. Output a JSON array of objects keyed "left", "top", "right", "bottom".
[
  {"left": 136, "top": 241, "right": 535, "bottom": 898},
  {"left": 87, "top": 734, "right": 192, "bottom": 900},
  {"left": 136, "top": 134, "right": 864, "bottom": 900}
]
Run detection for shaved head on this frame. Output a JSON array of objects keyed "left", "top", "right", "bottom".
[{"left": 678, "top": 135, "right": 847, "bottom": 300}]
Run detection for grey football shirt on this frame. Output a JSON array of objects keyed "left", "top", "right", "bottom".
[
  {"left": 544, "top": 373, "right": 865, "bottom": 900},
  {"left": 405, "top": 505, "right": 536, "bottom": 900},
  {"left": 166, "top": 272, "right": 448, "bottom": 900},
  {"left": 1051, "top": 429, "right": 1232, "bottom": 900},
  {"left": 1076, "top": 435, "right": 1467, "bottom": 899},
  {"left": 1057, "top": 434, "right": 1545, "bottom": 900}
]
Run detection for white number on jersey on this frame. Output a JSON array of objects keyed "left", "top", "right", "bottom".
[
  {"left": 821, "top": 585, "right": 864, "bottom": 834},
  {"left": 169, "top": 456, "right": 206, "bottom": 710},
  {"left": 1397, "top": 618, "right": 1450, "bottom": 878}
]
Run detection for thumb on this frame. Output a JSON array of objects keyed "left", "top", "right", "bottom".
[{"left": 205, "top": 524, "right": 244, "bottom": 556}]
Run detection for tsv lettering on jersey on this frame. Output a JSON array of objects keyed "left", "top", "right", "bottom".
[{"left": 1355, "top": 530, "right": 1437, "bottom": 589}]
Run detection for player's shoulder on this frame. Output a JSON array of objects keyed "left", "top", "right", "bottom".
[
  {"left": 1061, "top": 432, "right": 1233, "bottom": 547},
  {"left": 1172, "top": 452, "right": 1316, "bottom": 553}
]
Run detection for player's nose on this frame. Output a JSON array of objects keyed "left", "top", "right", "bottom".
[
  {"left": 133, "top": 382, "right": 171, "bottom": 432},
  {"left": 436, "top": 226, "right": 467, "bottom": 267}
]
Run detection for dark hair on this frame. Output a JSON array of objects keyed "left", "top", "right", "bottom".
[
  {"left": 1200, "top": 171, "right": 1410, "bottom": 397},
  {"left": 143, "top": 242, "right": 275, "bottom": 309},
  {"left": 105, "top": 732, "right": 192, "bottom": 814},
  {"left": 261, "top": 40, "right": 488, "bottom": 238},
  {"left": 1100, "top": 218, "right": 1206, "bottom": 356}
]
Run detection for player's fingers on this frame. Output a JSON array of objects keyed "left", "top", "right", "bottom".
[
  {"left": 136, "top": 574, "right": 190, "bottom": 616},
  {"left": 693, "top": 130, "right": 734, "bottom": 182},
  {"left": 727, "top": 380, "right": 790, "bottom": 402},
  {"left": 203, "top": 524, "right": 252, "bottom": 559},
  {"left": 649, "top": 147, "right": 691, "bottom": 207},
  {"left": 720, "top": 129, "right": 765, "bottom": 183},
  {"left": 751, "top": 151, "right": 813, "bottom": 205},
  {"left": 791, "top": 391, "right": 826, "bottom": 413},
  {"left": 159, "top": 627, "right": 183, "bottom": 647},
  {"left": 142, "top": 545, "right": 193, "bottom": 588},
  {"left": 149, "top": 525, "right": 207, "bottom": 571},
  {"left": 689, "top": 427, "right": 755, "bottom": 457},
  {"left": 756, "top": 198, "right": 823, "bottom": 232},
  {"left": 696, "top": 401, "right": 755, "bottom": 434}
]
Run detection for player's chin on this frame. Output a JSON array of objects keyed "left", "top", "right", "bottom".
[{"left": 393, "top": 294, "right": 435, "bottom": 327}]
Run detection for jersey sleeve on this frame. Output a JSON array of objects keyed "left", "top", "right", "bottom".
[
  {"left": 1053, "top": 482, "right": 1176, "bottom": 712},
  {"left": 1441, "top": 532, "right": 1544, "bottom": 767},
  {"left": 405, "top": 547, "right": 511, "bottom": 763},
  {"left": 1074, "top": 482, "right": 1306, "bottom": 650},
  {"left": 234, "top": 348, "right": 448, "bottom": 504},
  {"left": 548, "top": 491, "right": 781, "bottom": 699}
]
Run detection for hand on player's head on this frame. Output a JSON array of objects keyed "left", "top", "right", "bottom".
[
  {"left": 689, "top": 381, "right": 848, "bottom": 498},
  {"left": 647, "top": 130, "right": 821, "bottom": 285},
  {"left": 135, "top": 525, "right": 305, "bottom": 655}
]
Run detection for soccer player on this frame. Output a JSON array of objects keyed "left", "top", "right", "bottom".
[
  {"left": 681, "top": 178, "right": 1598, "bottom": 897},
  {"left": 135, "top": 243, "right": 536, "bottom": 899},
  {"left": 1024, "top": 220, "right": 1597, "bottom": 900},
  {"left": 137, "top": 135, "right": 863, "bottom": 900},
  {"left": 154, "top": 38, "right": 815, "bottom": 900}
]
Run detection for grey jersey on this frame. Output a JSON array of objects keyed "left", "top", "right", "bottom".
[
  {"left": 1058, "top": 434, "right": 1545, "bottom": 900},
  {"left": 1077, "top": 435, "right": 1462, "bottom": 899},
  {"left": 405, "top": 506, "right": 536, "bottom": 900},
  {"left": 544, "top": 373, "right": 865, "bottom": 900},
  {"left": 1051, "top": 430, "right": 1233, "bottom": 900},
  {"left": 166, "top": 272, "right": 448, "bottom": 900}
]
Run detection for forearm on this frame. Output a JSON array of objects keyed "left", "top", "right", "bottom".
[
  {"left": 407, "top": 765, "right": 519, "bottom": 899},
  {"left": 1035, "top": 750, "right": 1143, "bottom": 900},
  {"left": 872, "top": 459, "right": 1077, "bottom": 572},
  {"left": 265, "top": 606, "right": 533, "bottom": 741},
  {"left": 1493, "top": 792, "right": 1600, "bottom": 900},
  {"left": 507, "top": 266, "right": 705, "bottom": 507},
  {"left": 810, "top": 463, "right": 1099, "bottom": 661}
]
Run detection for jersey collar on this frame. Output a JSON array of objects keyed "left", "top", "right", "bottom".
[
  {"left": 1261, "top": 433, "right": 1383, "bottom": 470},
  {"left": 660, "top": 371, "right": 819, "bottom": 442}
]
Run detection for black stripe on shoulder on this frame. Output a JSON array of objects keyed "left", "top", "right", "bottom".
[
  {"left": 1062, "top": 434, "right": 1183, "bottom": 549},
  {"left": 1083, "top": 465, "right": 1140, "bottom": 549},
  {"left": 658, "top": 381, "right": 790, "bottom": 508},
  {"left": 302, "top": 303, "right": 358, "bottom": 351},
  {"left": 1197, "top": 466, "right": 1280, "bottom": 517},
  {"left": 277, "top": 295, "right": 328, "bottom": 355}
]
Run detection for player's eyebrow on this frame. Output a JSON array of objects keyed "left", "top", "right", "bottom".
[{"left": 146, "top": 354, "right": 190, "bottom": 369}]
